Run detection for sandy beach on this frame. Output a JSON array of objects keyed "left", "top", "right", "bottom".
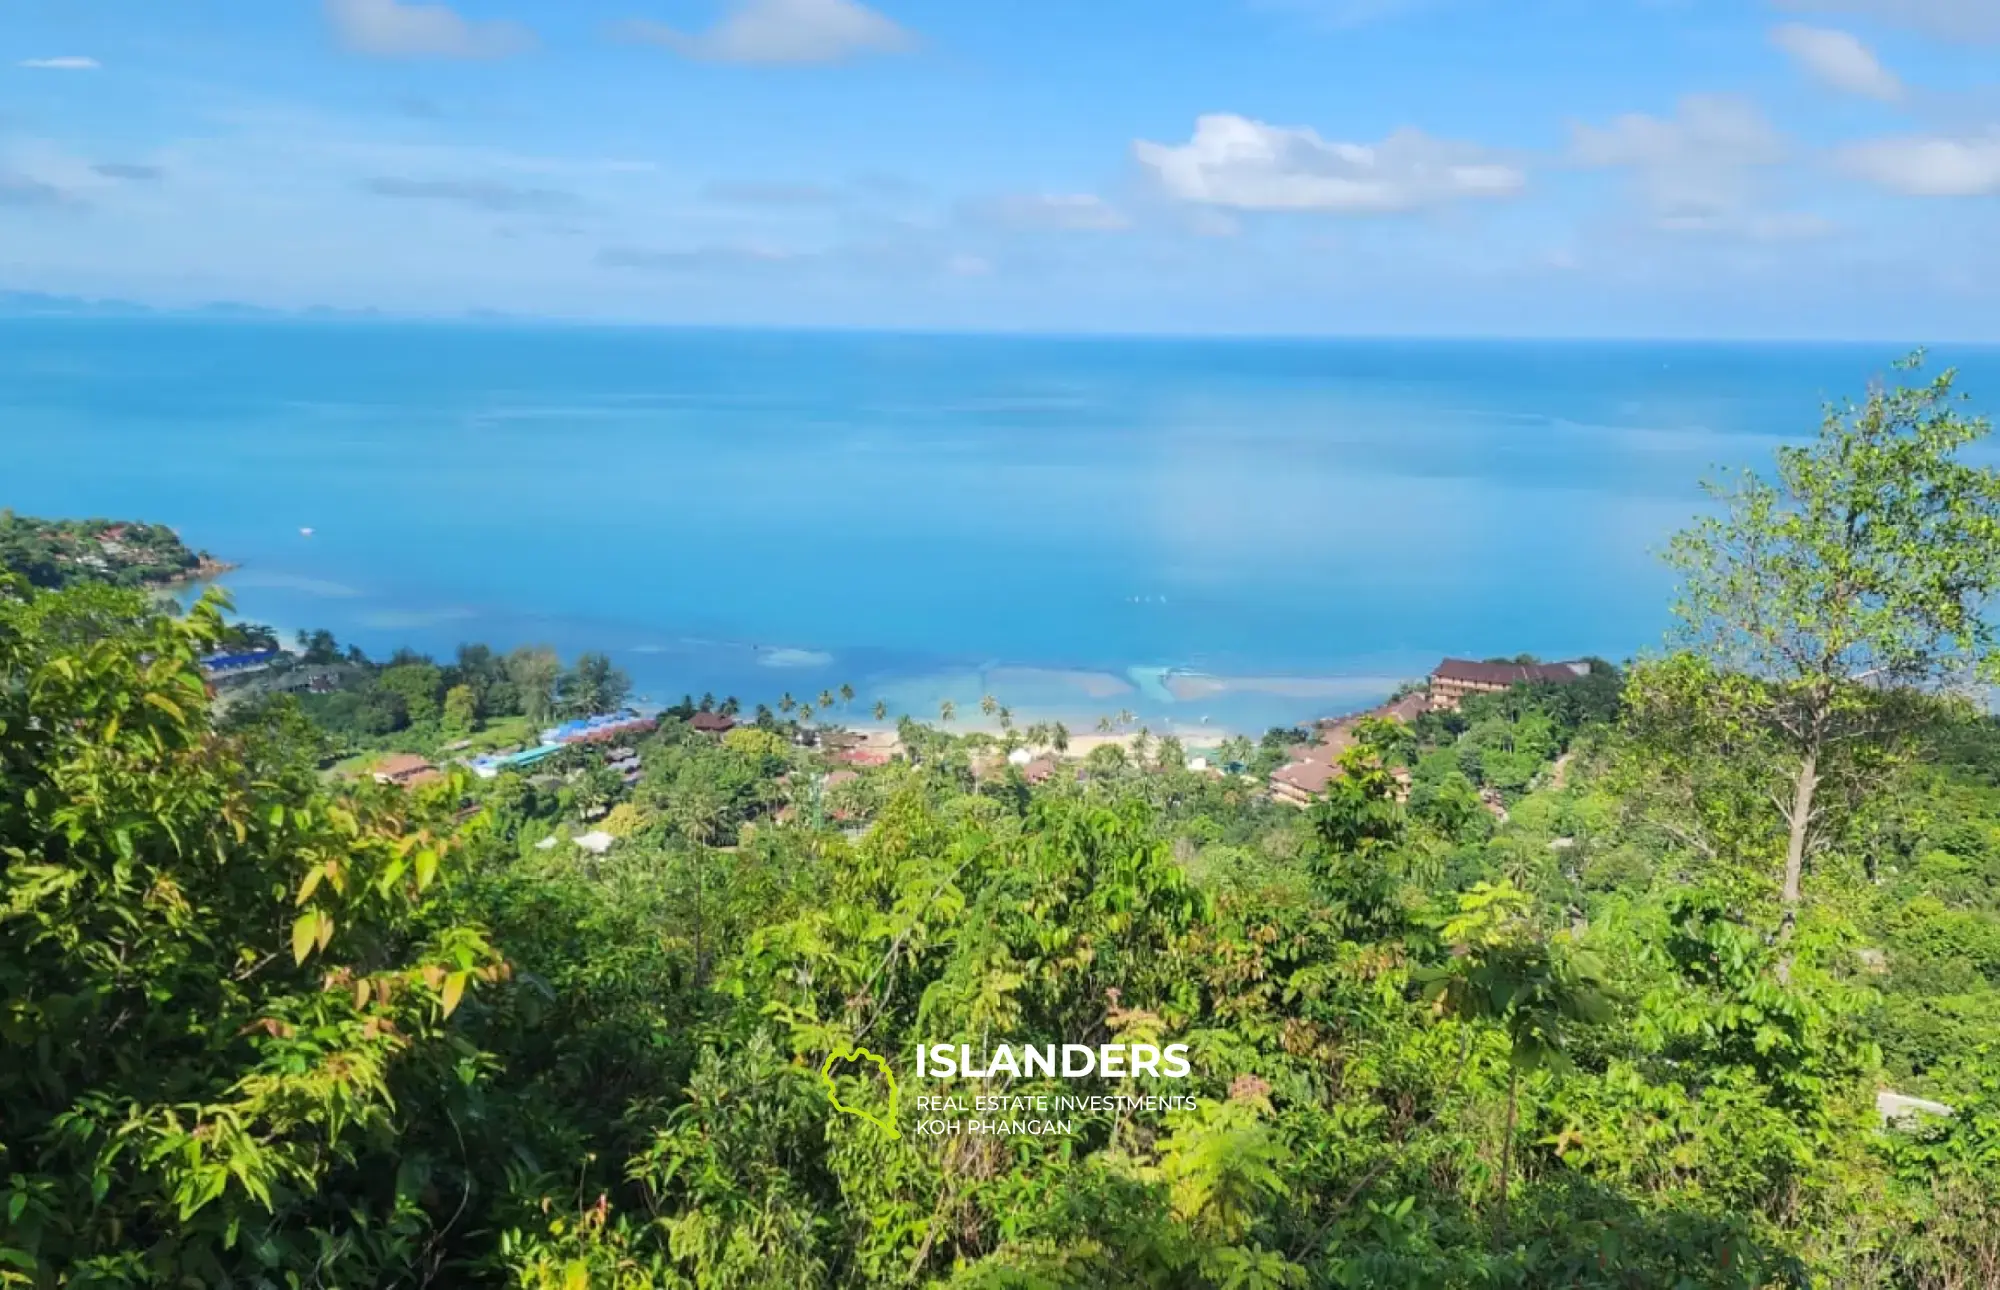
[{"left": 840, "top": 722, "right": 1234, "bottom": 755}]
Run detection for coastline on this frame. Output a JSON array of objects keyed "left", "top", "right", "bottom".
[
  {"left": 183, "top": 557, "right": 1423, "bottom": 738},
  {"left": 156, "top": 556, "right": 238, "bottom": 589}
]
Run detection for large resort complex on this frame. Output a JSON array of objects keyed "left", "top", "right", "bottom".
[
  {"left": 1427, "top": 657, "right": 1593, "bottom": 712},
  {"left": 1269, "top": 656, "right": 1592, "bottom": 809}
]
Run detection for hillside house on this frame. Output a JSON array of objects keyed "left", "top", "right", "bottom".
[
  {"left": 372, "top": 753, "right": 443, "bottom": 789},
  {"left": 1428, "top": 658, "right": 1590, "bottom": 712}
]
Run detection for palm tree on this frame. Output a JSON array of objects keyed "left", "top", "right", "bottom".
[
  {"left": 839, "top": 683, "right": 855, "bottom": 709},
  {"left": 939, "top": 699, "right": 956, "bottom": 725},
  {"left": 817, "top": 689, "right": 834, "bottom": 712},
  {"left": 1116, "top": 709, "right": 1135, "bottom": 730},
  {"left": 998, "top": 706, "right": 1014, "bottom": 732},
  {"left": 872, "top": 700, "right": 888, "bottom": 722},
  {"left": 1052, "top": 722, "right": 1070, "bottom": 756},
  {"left": 779, "top": 693, "right": 796, "bottom": 714},
  {"left": 1096, "top": 715, "right": 1114, "bottom": 734},
  {"left": 719, "top": 695, "right": 741, "bottom": 717},
  {"left": 799, "top": 703, "right": 815, "bottom": 723}
]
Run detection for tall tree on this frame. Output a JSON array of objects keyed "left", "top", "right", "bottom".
[
  {"left": 507, "top": 645, "right": 563, "bottom": 726},
  {"left": 563, "top": 652, "right": 631, "bottom": 717},
  {"left": 1633, "top": 354, "right": 2000, "bottom": 972},
  {"left": 441, "top": 683, "right": 480, "bottom": 736}
]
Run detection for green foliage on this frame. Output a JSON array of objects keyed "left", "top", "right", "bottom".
[
  {"left": 0, "top": 581, "right": 500, "bottom": 1284},
  {"left": 0, "top": 512, "right": 205, "bottom": 590},
  {"left": 9, "top": 356, "right": 2000, "bottom": 1288},
  {"left": 443, "top": 681, "right": 482, "bottom": 736},
  {"left": 1639, "top": 352, "right": 2000, "bottom": 963}
]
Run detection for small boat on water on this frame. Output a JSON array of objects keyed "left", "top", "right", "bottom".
[{"left": 300, "top": 527, "right": 315, "bottom": 537}]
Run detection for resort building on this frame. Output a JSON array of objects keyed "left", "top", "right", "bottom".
[
  {"left": 467, "top": 743, "right": 565, "bottom": 779},
  {"left": 1269, "top": 757, "right": 1339, "bottom": 809},
  {"left": 545, "top": 709, "right": 660, "bottom": 745},
  {"left": 372, "top": 754, "right": 443, "bottom": 789},
  {"left": 1428, "top": 658, "right": 1591, "bottom": 712},
  {"left": 604, "top": 747, "right": 644, "bottom": 785},
  {"left": 199, "top": 648, "right": 281, "bottom": 680},
  {"left": 1267, "top": 691, "right": 1429, "bottom": 809},
  {"left": 690, "top": 711, "right": 736, "bottom": 735}
]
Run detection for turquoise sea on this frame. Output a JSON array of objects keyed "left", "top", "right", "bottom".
[{"left": 5, "top": 319, "right": 1996, "bottom": 733}]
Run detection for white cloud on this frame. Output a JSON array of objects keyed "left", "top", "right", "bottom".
[
  {"left": 325, "top": 0, "right": 534, "bottom": 59},
  {"left": 1840, "top": 133, "right": 2000, "bottom": 195},
  {"left": 0, "top": 172, "right": 73, "bottom": 207},
  {"left": 978, "top": 193, "right": 1132, "bottom": 231},
  {"left": 1133, "top": 114, "right": 1523, "bottom": 213},
  {"left": 17, "top": 57, "right": 100, "bottom": 70},
  {"left": 615, "top": 0, "right": 913, "bottom": 65},
  {"left": 1571, "top": 95, "right": 1784, "bottom": 219},
  {"left": 1773, "top": 0, "right": 2000, "bottom": 42},
  {"left": 1771, "top": 24, "right": 1901, "bottom": 100}
]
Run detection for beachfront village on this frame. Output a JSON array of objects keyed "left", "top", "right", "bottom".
[{"left": 195, "top": 627, "right": 1615, "bottom": 859}]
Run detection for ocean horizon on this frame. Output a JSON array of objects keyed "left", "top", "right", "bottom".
[{"left": 7, "top": 317, "right": 1997, "bottom": 734}]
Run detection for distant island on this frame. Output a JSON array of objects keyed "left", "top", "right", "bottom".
[{"left": 0, "top": 510, "right": 231, "bottom": 591}]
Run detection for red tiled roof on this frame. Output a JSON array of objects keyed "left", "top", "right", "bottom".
[
  {"left": 1432, "top": 658, "right": 1588, "bottom": 687},
  {"left": 691, "top": 712, "right": 736, "bottom": 732},
  {"left": 1378, "top": 692, "right": 1430, "bottom": 723},
  {"left": 1270, "top": 758, "right": 1340, "bottom": 794}
]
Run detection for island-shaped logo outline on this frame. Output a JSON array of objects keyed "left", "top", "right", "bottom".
[{"left": 820, "top": 1046, "right": 901, "bottom": 1138}]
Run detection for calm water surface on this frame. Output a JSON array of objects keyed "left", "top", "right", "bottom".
[{"left": 6, "top": 319, "right": 1993, "bottom": 730}]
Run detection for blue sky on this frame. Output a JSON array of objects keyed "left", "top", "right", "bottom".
[{"left": 3, "top": 0, "right": 1997, "bottom": 337}]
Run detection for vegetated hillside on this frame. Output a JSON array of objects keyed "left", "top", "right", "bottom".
[
  {"left": 4, "top": 357, "right": 1999, "bottom": 1288},
  {"left": 0, "top": 510, "right": 213, "bottom": 590}
]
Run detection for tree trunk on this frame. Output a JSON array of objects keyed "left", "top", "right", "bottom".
[
  {"left": 1776, "top": 750, "right": 1819, "bottom": 984},
  {"left": 692, "top": 844, "right": 707, "bottom": 990},
  {"left": 1496, "top": 1062, "right": 1518, "bottom": 1241}
]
